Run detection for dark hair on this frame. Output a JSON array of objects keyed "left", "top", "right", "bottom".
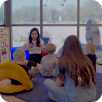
[
  {"left": 29, "top": 28, "right": 40, "bottom": 46},
  {"left": 59, "top": 35, "right": 95, "bottom": 87}
]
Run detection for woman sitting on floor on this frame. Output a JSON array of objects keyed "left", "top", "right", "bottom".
[{"left": 44, "top": 35, "right": 96, "bottom": 102}]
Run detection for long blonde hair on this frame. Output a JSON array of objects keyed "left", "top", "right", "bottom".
[{"left": 59, "top": 35, "right": 95, "bottom": 87}]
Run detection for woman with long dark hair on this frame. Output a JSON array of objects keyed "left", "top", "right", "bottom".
[
  {"left": 29, "top": 28, "right": 40, "bottom": 47},
  {"left": 24, "top": 28, "right": 43, "bottom": 69},
  {"left": 44, "top": 35, "right": 96, "bottom": 102}
]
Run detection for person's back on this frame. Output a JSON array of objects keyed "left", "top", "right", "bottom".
[
  {"left": 59, "top": 36, "right": 96, "bottom": 102},
  {"left": 40, "top": 43, "right": 58, "bottom": 77},
  {"left": 63, "top": 64, "right": 96, "bottom": 102},
  {"left": 41, "top": 54, "right": 57, "bottom": 77},
  {"left": 44, "top": 35, "right": 96, "bottom": 102}
]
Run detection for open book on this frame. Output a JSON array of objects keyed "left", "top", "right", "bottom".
[{"left": 29, "top": 47, "right": 41, "bottom": 54}]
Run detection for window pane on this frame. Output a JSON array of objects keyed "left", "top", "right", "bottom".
[
  {"left": 79, "top": 26, "right": 102, "bottom": 59},
  {"left": 80, "top": 0, "right": 102, "bottom": 24},
  {"left": 0, "top": 4, "right": 4, "bottom": 24},
  {"left": 79, "top": 27, "right": 86, "bottom": 45},
  {"left": 79, "top": 26, "right": 101, "bottom": 46},
  {"left": 12, "top": 26, "right": 40, "bottom": 47},
  {"left": 12, "top": 0, "right": 40, "bottom": 24},
  {"left": 43, "top": 26, "right": 77, "bottom": 51},
  {"left": 43, "top": 0, "right": 77, "bottom": 24}
]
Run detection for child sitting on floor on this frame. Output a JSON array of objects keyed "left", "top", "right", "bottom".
[
  {"left": 13, "top": 48, "right": 28, "bottom": 73},
  {"left": 14, "top": 48, "right": 39, "bottom": 79},
  {"left": 13, "top": 48, "right": 30, "bottom": 84},
  {"left": 38, "top": 43, "right": 58, "bottom": 77}
]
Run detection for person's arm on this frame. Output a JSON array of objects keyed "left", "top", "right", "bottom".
[{"left": 40, "top": 41, "right": 48, "bottom": 56}]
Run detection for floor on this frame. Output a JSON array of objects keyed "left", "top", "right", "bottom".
[
  {"left": 15, "top": 74, "right": 53, "bottom": 102},
  {"left": 2, "top": 65, "right": 102, "bottom": 102}
]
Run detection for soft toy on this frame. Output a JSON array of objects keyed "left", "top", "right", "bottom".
[{"left": 0, "top": 62, "right": 33, "bottom": 94}]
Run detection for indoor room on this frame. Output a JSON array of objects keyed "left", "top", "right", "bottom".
[{"left": 0, "top": 0, "right": 102, "bottom": 102}]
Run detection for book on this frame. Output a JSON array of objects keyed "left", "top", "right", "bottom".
[{"left": 29, "top": 47, "right": 41, "bottom": 54}]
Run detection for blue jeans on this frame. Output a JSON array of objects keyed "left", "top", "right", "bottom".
[{"left": 44, "top": 77, "right": 96, "bottom": 102}]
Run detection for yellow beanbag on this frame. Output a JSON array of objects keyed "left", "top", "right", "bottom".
[{"left": 0, "top": 62, "right": 33, "bottom": 94}]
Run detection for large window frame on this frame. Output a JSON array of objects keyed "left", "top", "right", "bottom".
[
  {"left": 0, "top": 2, "right": 5, "bottom": 26},
  {"left": 3, "top": 0, "right": 102, "bottom": 48}
]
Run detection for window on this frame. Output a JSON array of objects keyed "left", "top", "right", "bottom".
[
  {"left": 10, "top": 0, "right": 102, "bottom": 53},
  {"left": 80, "top": 0, "right": 102, "bottom": 57},
  {"left": 80, "top": 0, "right": 102, "bottom": 24},
  {"left": 43, "top": 26, "right": 77, "bottom": 51},
  {"left": 12, "top": 0, "right": 40, "bottom": 24},
  {"left": 80, "top": 26, "right": 102, "bottom": 45},
  {"left": 79, "top": 26, "right": 102, "bottom": 58},
  {"left": 0, "top": 4, "right": 4, "bottom": 24},
  {"left": 12, "top": 26, "right": 40, "bottom": 47},
  {"left": 43, "top": 0, "right": 77, "bottom": 24}
]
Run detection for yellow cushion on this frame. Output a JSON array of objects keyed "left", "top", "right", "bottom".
[{"left": 0, "top": 62, "right": 33, "bottom": 93}]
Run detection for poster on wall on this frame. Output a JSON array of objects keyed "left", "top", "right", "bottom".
[{"left": 0, "top": 27, "right": 10, "bottom": 63}]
